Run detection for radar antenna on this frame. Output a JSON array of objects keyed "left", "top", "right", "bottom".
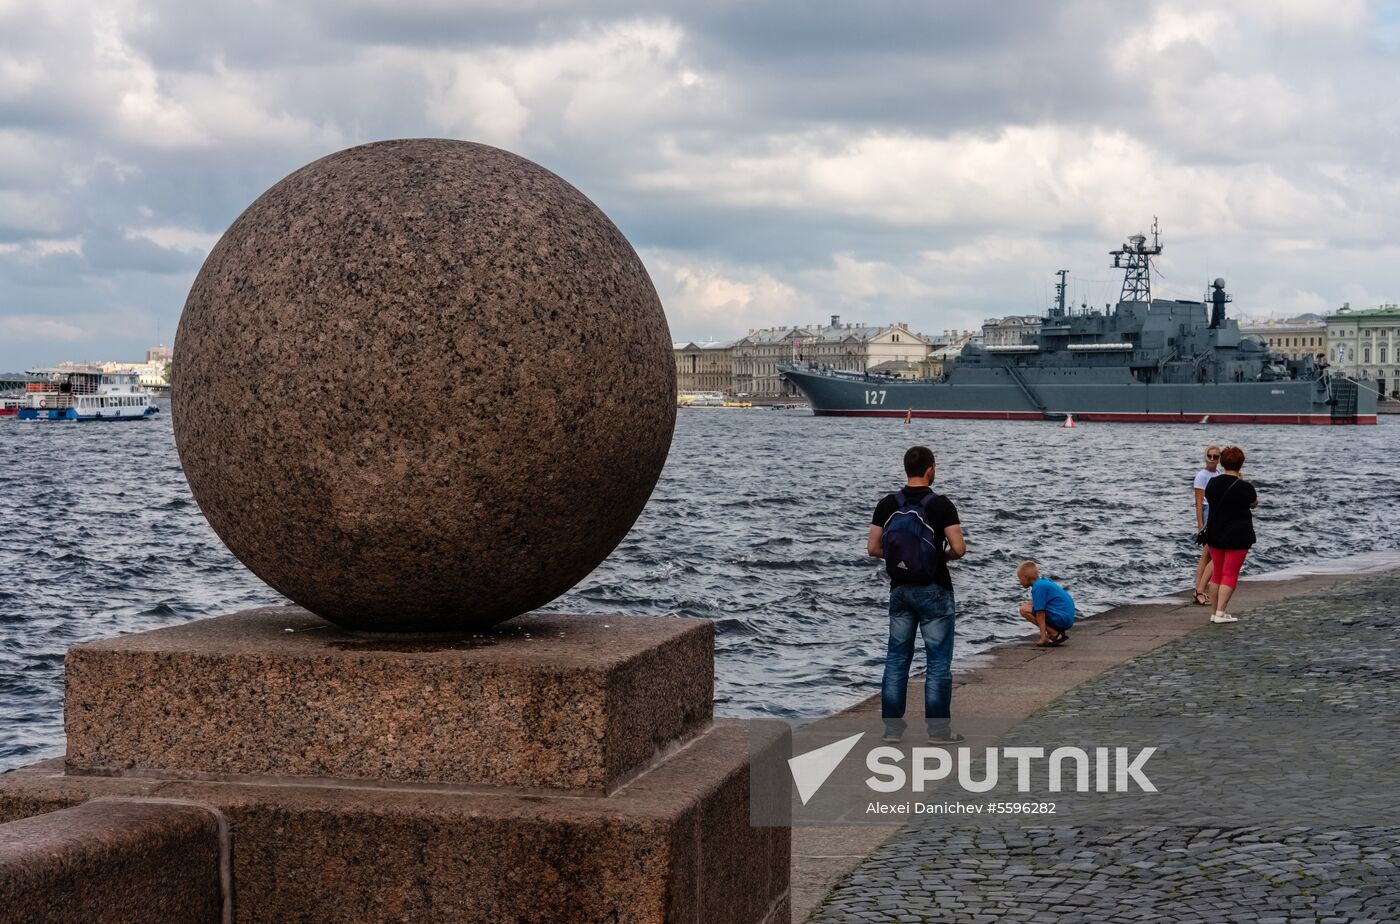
[{"left": 1110, "top": 217, "right": 1163, "bottom": 303}]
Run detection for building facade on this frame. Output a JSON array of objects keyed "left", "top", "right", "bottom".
[
  {"left": 981, "top": 315, "right": 1042, "bottom": 347},
  {"left": 673, "top": 340, "right": 735, "bottom": 393},
  {"left": 1327, "top": 304, "right": 1400, "bottom": 398},
  {"left": 730, "top": 327, "right": 806, "bottom": 397},
  {"left": 101, "top": 361, "right": 169, "bottom": 387},
  {"left": 1238, "top": 317, "right": 1327, "bottom": 360}
]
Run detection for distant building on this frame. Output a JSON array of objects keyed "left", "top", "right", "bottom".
[
  {"left": 1238, "top": 316, "right": 1327, "bottom": 361},
  {"left": 798, "top": 317, "right": 932, "bottom": 373},
  {"left": 731, "top": 316, "right": 933, "bottom": 397},
  {"left": 100, "top": 361, "right": 168, "bottom": 387},
  {"left": 981, "top": 315, "right": 1042, "bottom": 347},
  {"left": 146, "top": 344, "right": 173, "bottom": 365},
  {"left": 730, "top": 326, "right": 806, "bottom": 397},
  {"left": 1327, "top": 303, "right": 1400, "bottom": 398},
  {"left": 673, "top": 340, "right": 735, "bottom": 393}
]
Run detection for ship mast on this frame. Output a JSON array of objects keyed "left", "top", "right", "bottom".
[
  {"left": 1110, "top": 217, "right": 1163, "bottom": 303},
  {"left": 1053, "top": 269, "right": 1068, "bottom": 317}
]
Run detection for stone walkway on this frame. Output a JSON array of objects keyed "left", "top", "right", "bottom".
[{"left": 807, "top": 571, "right": 1400, "bottom": 923}]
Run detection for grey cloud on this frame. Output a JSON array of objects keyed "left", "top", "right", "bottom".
[
  {"left": 82, "top": 230, "right": 205, "bottom": 275},
  {"left": 671, "top": 1, "right": 1128, "bottom": 132},
  {"left": 122, "top": 3, "right": 336, "bottom": 71},
  {"left": 0, "top": 252, "right": 88, "bottom": 290}
]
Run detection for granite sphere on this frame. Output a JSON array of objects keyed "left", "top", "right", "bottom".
[{"left": 173, "top": 139, "right": 676, "bottom": 633}]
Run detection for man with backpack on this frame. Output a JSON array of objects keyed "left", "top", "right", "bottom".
[{"left": 867, "top": 446, "right": 966, "bottom": 743}]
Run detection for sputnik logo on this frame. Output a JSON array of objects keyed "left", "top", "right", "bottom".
[{"left": 787, "top": 733, "right": 865, "bottom": 805}]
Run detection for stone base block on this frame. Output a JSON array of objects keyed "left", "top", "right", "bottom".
[
  {"left": 0, "top": 800, "right": 224, "bottom": 924},
  {"left": 65, "top": 608, "right": 713, "bottom": 792},
  {"left": 1, "top": 721, "right": 789, "bottom": 924}
]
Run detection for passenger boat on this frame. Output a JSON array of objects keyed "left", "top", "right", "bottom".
[{"left": 16, "top": 367, "right": 159, "bottom": 422}]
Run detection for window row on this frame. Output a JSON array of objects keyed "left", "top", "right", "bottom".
[{"left": 79, "top": 396, "right": 146, "bottom": 407}]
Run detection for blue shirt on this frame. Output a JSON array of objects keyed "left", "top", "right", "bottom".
[{"left": 1030, "top": 578, "right": 1076, "bottom": 630}]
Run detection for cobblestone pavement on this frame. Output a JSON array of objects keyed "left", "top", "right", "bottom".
[{"left": 807, "top": 573, "right": 1400, "bottom": 923}]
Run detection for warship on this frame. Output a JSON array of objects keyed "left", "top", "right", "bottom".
[{"left": 780, "top": 224, "right": 1377, "bottom": 425}]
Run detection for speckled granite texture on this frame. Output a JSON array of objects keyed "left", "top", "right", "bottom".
[
  {"left": 1, "top": 722, "right": 790, "bottom": 924},
  {"left": 0, "top": 800, "right": 223, "bottom": 923},
  {"left": 65, "top": 607, "right": 713, "bottom": 791},
  {"left": 173, "top": 138, "right": 676, "bottom": 632}
]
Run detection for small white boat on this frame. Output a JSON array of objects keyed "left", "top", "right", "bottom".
[
  {"left": 678, "top": 391, "right": 752, "bottom": 408},
  {"left": 17, "top": 368, "right": 159, "bottom": 422},
  {"left": 678, "top": 391, "right": 725, "bottom": 407}
]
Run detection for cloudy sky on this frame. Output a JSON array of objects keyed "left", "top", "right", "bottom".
[{"left": 3, "top": 0, "right": 1400, "bottom": 370}]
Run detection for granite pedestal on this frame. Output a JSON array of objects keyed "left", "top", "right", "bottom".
[
  {"left": 0, "top": 611, "right": 790, "bottom": 923},
  {"left": 65, "top": 606, "right": 713, "bottom": 792}
]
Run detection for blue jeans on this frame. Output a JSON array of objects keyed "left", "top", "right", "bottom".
[{"left": 881, "top": 583, "right": 956, "bottom": 735}]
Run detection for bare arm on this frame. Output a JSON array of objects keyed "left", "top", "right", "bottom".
[
  {"left": 1193, "top": 487, "right": 1205, "bottom": 529},
  {"left": 867, "top": 525, "right": 883, "bottom": 558},
  {"left": 943, "top": 524, "right": 966, "bottom": 560}
]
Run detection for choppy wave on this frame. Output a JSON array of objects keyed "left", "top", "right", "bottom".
[{"left": 1, "top": 404, "right": 1396, "bottom": 769}]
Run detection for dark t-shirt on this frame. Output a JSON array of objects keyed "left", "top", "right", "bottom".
[
  {"left": 871, "top": 487, "right": 961, "bottom": 590},
  {"left": 1204, "top": 474, "right": 1257, "bottom": 550}
]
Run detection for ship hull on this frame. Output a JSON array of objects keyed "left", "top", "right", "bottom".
[{"left": 781, "top": 367, "right": 1378, "bottom": 425}]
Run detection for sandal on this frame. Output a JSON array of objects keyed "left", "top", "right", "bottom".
[{"left": 1193, "top": 591, "right": 1210, "bottom": 606}]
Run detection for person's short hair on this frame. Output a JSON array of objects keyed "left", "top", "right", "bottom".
[
  {"left": 903, "top": 446, "right": 935, "bottom": 477},
  {"left": 1017, "top": 560, "right": 1039, "bottom": 581},
  {"left": 1220, "top": 446, "right": 1245, "bottom": 469},
  {"left": 1205, "top": 444, "right": 1221, "bottom": 457}
]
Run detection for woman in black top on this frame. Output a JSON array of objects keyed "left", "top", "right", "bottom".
[{"left": 1204, "top": 446, "right": 1259, "bottom": 624}]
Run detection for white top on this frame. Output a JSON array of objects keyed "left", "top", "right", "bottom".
[
  {"left": 1193, "top": 468, "right": 1220, "bottom": 492},
  {"left": 1194, "top": 467, "right": 1220, "bottom": 519}
]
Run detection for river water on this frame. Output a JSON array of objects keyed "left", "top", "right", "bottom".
[{"left": 2, "top": 405, "right": 1396, "bottom": 769}]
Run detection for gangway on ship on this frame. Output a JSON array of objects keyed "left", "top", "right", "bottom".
[
  {"left": 1001, "top": 362, "right": 1048, "bottom": 415},
  {"left": 1331, "top": 378, "right": 1359, "bottom": 423}
]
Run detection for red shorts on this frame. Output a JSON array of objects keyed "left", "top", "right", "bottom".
[{"left": 1208, "top": 546, "right": 1249, "bottom": 590}]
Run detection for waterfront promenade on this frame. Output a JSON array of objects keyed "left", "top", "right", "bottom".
[{"left": 795, "top": 559, "right": 1400, "bottom": 923}]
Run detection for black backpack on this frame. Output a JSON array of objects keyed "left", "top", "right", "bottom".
[{"left": 882, "top": 490, "right": 942, "bottom": 582}]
